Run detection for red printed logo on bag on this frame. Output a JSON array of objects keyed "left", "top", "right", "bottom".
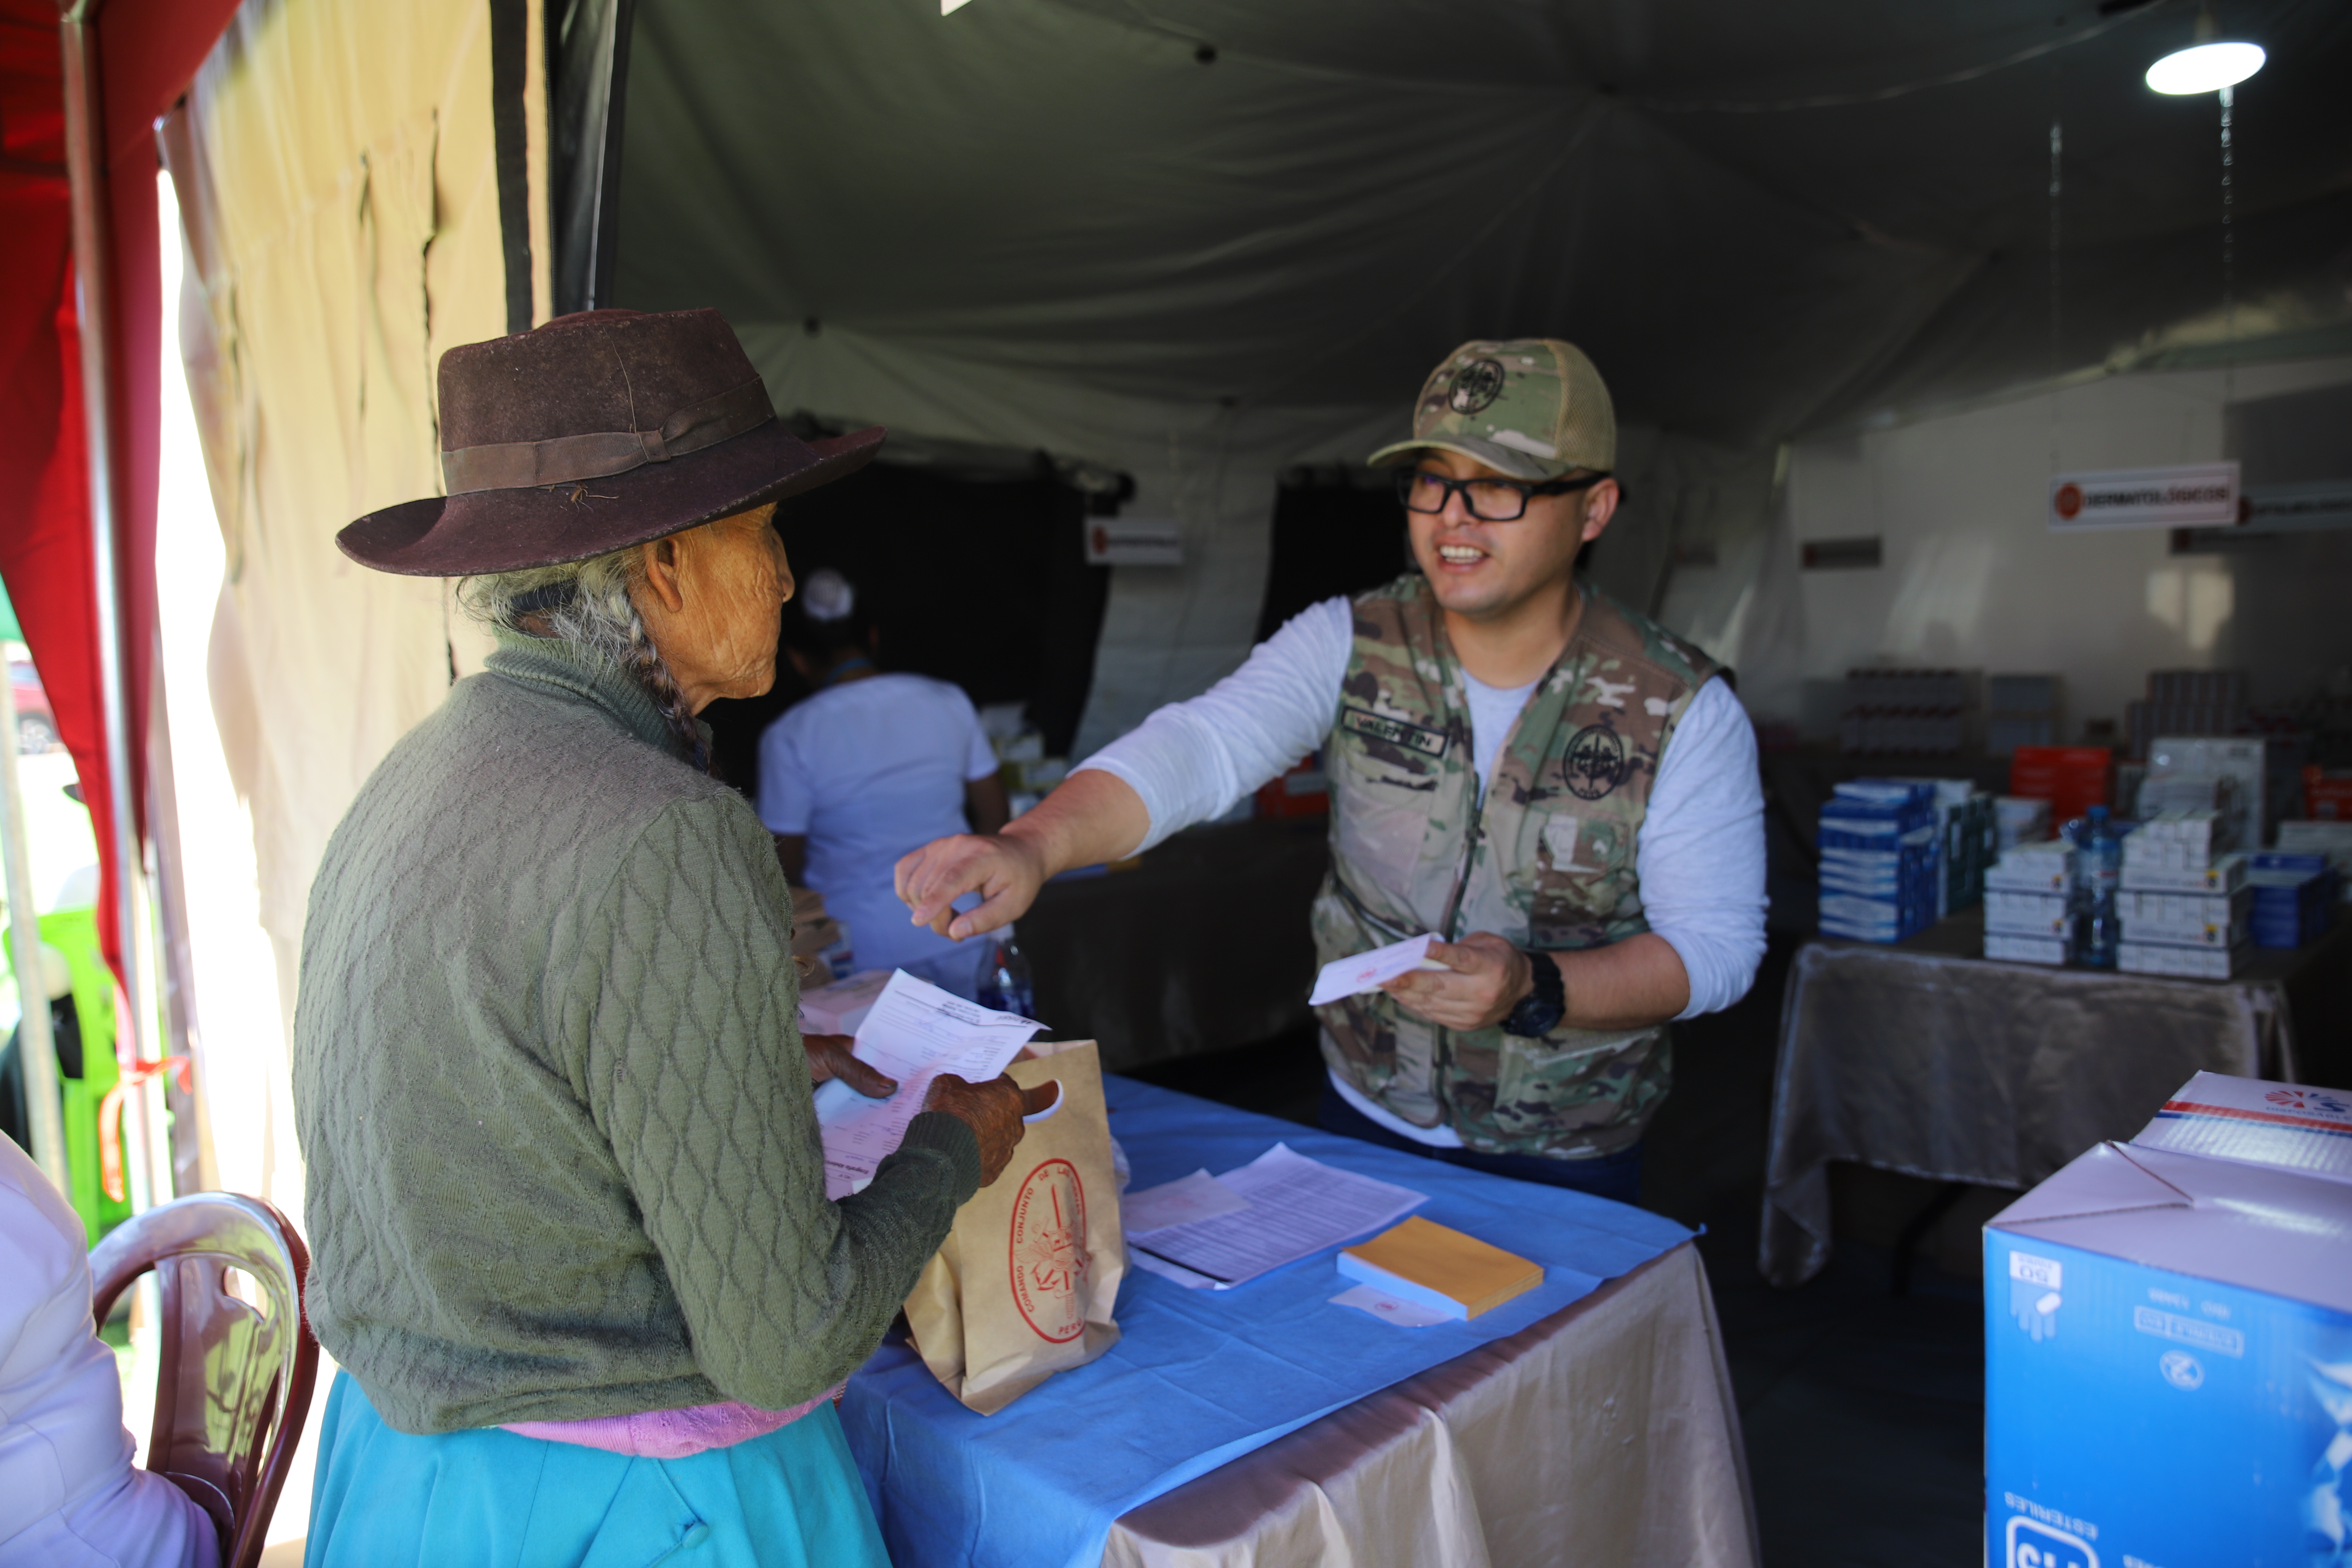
[{"left": 1009, "top": 1158, "right": 1089, "bottom": 1343}]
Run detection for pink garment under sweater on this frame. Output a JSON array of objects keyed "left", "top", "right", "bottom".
[{"left": 502, "top": 1385, "right": 844, "bottom": 1459}]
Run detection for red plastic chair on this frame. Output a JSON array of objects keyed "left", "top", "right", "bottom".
[{"left": 89, "top": 1193, "right": 320, "bottom": 1568}]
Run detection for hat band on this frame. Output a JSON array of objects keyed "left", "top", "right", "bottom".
[{"left": 439, "top": 377, "right": 777, "bottom": 496}]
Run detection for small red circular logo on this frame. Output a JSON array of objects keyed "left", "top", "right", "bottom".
[
  {"left": 1008, "top": 1158, "right": 1088, "bottom": 1344},
  {"left": 2054, "top": 483, "right": 2083, "bottom": 520}
]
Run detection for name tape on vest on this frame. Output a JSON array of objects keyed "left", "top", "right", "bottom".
[{"left": 1340, "top": 706, "right": 1449, "bottom": 758}]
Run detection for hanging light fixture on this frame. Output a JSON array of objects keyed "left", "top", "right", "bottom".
[{"left": 2146, "top": 5, "right": 2265, "bottom": 95}]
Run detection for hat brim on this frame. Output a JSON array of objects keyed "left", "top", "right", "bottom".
[
  {"left": 1365, "top": 435, "right": 1571, "bottom": 483},
  {"left": 338, "top": 422, "right": 886, "bottom": 576}
]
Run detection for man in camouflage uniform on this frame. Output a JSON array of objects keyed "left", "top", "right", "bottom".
[{"left": 898, "top": 340, "right": 1766, "bottom": 1202}]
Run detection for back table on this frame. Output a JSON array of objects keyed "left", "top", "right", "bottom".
[{"left": 1761, "top": 906, "right": 2352, "bottom": 1289}]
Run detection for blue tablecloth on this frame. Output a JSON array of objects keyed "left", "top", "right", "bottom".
[{"left": 840, "top": 1076, "right": 1691, "bottom": 1568}]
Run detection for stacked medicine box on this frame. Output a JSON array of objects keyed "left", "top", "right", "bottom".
[
  {"left": 1889, "top": 777, "right": 1996, "bottom": 916},
  {"left": 2247, "top": 852, "right": 2338, "bottom": 949},
  {"left": 2117, "top": 810, "right": 2249, "bottom": 979},
  {"left": 1817, "top": 780, "right": 1940, "bottom": 943},
  {"left": 1983, "top": 840, "right": 2076, "bottom": 965}
]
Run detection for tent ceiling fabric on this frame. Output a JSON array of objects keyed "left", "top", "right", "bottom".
[{"left": 612, "top": 0, "right": 2352, "bottom": 454}]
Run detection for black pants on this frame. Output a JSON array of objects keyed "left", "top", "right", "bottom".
[{"left": 1317, "top": 1080, "right": 1644, "bottom": 1206}]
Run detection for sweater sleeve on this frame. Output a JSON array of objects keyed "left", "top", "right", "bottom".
[{"left": 559, "top": 793, "right": 982, "bottom": 1411}]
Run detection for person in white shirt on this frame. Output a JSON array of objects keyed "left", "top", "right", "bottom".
[
  {"left": 0, "top": 1134, "right": 217, "bottom": 1568},
  {"left": 759, "top": 569, "right": 1010, "bottom": 999},
  {"left": 894, "top": 340, "right": 1765, "bottom": 1202}
]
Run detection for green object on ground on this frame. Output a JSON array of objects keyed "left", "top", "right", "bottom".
[{"left": 5, "top": 906, "right": 131, "bottom": 1245}]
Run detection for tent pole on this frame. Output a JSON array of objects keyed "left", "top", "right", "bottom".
[
  {"left": 0, "top": 674, "right": 69, "bottom": 1195},
  {"left": 61, "top": 3, "right": 168, "bottom": 1213}
]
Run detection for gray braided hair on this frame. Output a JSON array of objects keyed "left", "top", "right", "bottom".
[{"left": 455, "top": 547, "right": 707, "bottom": 770}]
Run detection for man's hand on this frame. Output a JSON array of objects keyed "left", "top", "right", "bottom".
[
  {"left": 803, "top": 1033, "right": 897, "bottom": 1099},
  {"left": 893, "top": 833, "right": 1046, "bottom": 943},
  {"left": 894, "top": 771, "right": 1153, "bottom": 943},
  {"left": 1380, "top": 933, "right": 1536, "bottom": 1032},
  {"left": 922, "top": 1072, "right": 1060, "bottom": 1187}
]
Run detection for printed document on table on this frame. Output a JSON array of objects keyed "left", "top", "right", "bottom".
[
  {"left": 815, "top": 969, "right": 1041, "bottom": 1199},
  {"left": 1123, "top": 1170, "right": 1252, "bottom": 1236},
  {"left": 1308, "top": 933, "right": 1449, "bottom": 1006},
  {"left": 1127, "top": 1143, "right": 1426, "bottom": 1289}
]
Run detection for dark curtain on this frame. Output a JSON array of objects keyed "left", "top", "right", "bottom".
[{"left": 701, "top": 463, "right": 1110, "bottom": 793}]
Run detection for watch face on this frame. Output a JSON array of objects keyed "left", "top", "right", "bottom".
[{"left": 1506, "top": 994, "right": 1566, "bottom": 1038}]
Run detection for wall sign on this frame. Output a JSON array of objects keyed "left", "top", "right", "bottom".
[
  {"left": 2048, "top": 462, "right": 2239, "bottom": 531},
  {"left": 2239, "top": 481, "right": 2352, "bottom": 531},
  {"left": 1083, "top": 517, "right": 1183, "bottom": 567}
]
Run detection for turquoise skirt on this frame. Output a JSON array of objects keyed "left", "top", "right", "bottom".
[{"left": 305, "top": 1373, "right": 890, "bottom": 1568}]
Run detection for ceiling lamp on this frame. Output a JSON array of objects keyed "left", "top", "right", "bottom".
[
  {"left": 2146, "top": 6, "right": 2264, "bottom": 95},
  {"left": 2146, "top": 40, "right": 2264, "bottom": 93}
]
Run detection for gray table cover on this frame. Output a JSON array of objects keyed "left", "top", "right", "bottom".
[{"left": 1758, "top": 915, "right": 2322, "bottom": 1289}]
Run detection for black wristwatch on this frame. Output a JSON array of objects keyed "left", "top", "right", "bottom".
[{"left": 1502, "top": 950, "right": 1566, "bottom": 1037}]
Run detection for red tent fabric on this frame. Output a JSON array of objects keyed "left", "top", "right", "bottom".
[{"left": 0, "top": 0, "right": 238, "bottom": 985}]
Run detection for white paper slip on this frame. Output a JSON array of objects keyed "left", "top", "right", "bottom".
[
  {"left": 1124, "top": 1170, "right": 1252, "bottom": 1237},
  {"left": 1329, "top": 1282, "right": 1452, "bottom": 1328},
  {"left": 1125, "top": 1143, "right": 1426, "bottom": 1289},
  {"left": 815, "top": 969, "right": 1042, "bottom": 1199},
  {"left": 1308, "top": 933, "right": 1450, "bottom": 1006}
]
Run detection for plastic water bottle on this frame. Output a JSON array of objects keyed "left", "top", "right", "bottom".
[
  {"left": 2071, "top": 805, "right": 2122, "bottom": 969},
  {"left": 974, "top": 924, "right": 1036, "bottom": 1018}
]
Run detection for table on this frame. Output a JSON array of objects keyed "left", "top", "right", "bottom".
[
  {"left": 1104, "top": 1242, "right": 1757, "bottom": 1568},
  {"left": 844, "top": 1077, "right": 1755, "bottom": 1568},
  {"left": 1759, "top": 906, "right": 2352, "bottom": 1289},
  {"left": 1022, "top": 817, "right": 1329, "bottom": 1072}
]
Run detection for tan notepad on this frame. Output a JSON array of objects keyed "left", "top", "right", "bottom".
[{"left": 1338, "top": 1215, "right": 1543, "bottom": 1320}]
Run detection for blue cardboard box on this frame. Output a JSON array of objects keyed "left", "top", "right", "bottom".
[{"left": 1984, "top": 1072, "right": 2352, "bottom": 1568}]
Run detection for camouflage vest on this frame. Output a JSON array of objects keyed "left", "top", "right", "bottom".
[{"left": 1311, "top": 576, "right": 1720, "bottom": 1158}]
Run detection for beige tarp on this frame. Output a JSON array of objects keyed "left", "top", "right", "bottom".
[{"left": 169, "top": 0, "right": 545, "bottom": 1034}]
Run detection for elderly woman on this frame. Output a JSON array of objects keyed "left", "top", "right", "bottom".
[{"left": 293, "top": 308, "right": 1040, "bottom": 1565}]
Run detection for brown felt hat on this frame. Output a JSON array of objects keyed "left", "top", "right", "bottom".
[{"left": 338, "top": 308, "right": 884, "bottom": 576}]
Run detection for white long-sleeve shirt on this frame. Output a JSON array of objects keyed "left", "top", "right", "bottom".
[
  {"left": 0, "top": 1137, "right": 217, "bottom": 1568},
  {"left": 1074, "top": 596, "right": 1767, "bottom": 1021}
]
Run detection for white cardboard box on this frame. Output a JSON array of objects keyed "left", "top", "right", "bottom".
[
  {"left": 2119, "top": 851, "right": 2248, "bottom": 896},
  {"left": 1987, "top": 847, "right": 2075, "bottom": 894},
  {"left": 1984, "top": 932, "right": 2071, "bottom": 965},
  {"left": 2117, "top": 940, "right": 2241, "bottom": 979},
  {"left": 1984, "top": 1072, "right": 2352, "bottom": 1566},
  {"left": 1984, "top": 889, "right": 2070, "bottom": 936}
]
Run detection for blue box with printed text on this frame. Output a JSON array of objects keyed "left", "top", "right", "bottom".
[{"left": 1984, "top": 1072, "right": 2352, "bottom": 1568}]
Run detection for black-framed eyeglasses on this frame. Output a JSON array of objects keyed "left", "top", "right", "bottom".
[{"left": 1394, "top": 468, "right": 1611, "bottom": 522}]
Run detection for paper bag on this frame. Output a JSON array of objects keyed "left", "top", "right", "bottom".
[{"left": 902, "top": 1040, "right": 1125, "bottom": 1415}]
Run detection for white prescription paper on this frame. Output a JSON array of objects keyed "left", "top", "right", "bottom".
[
  {"left": 1123, "top": 1170, "right": 1252, "bottom": 1237},
  {"left": 1125, "top": 1143, "right": 1426, "bottom": 1290},
  {"left": 1307, "top": 933, "right": 1450, "bottom": 1006},
  {"left": 1329, "top": 1282, "right": 1452, "bottom": 1328},
  {"left": 815, "top": 969, "right": 1042, "bottom": 1200}
]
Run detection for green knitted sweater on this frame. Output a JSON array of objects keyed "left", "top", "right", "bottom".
[{"left": 292, "top": 631, "right": 978, "bottom": 1434}]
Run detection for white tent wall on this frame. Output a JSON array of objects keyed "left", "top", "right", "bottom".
[{"left": 1730, "top": 354, "right": 2352, "bottom": 737}]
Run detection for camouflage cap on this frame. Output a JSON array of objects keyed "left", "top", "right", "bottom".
[{"left": 1367, "top": 339, "right": 1616, "bottom": 481}]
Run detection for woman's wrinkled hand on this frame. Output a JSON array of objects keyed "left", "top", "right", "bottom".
[
  {"left": 921, "top": 1073, "right": 1060, "bottom": 1186},
  {"left": 802, "top": 1032, "right": 897, "bottom": 1099}
]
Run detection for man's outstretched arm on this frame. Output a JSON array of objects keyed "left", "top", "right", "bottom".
[
  {"left": 894, "top": 769, "right": 1153, "bottom": 942},
  {"left": 895, "top": 599, "right": 1352, "bottom": 943}
]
